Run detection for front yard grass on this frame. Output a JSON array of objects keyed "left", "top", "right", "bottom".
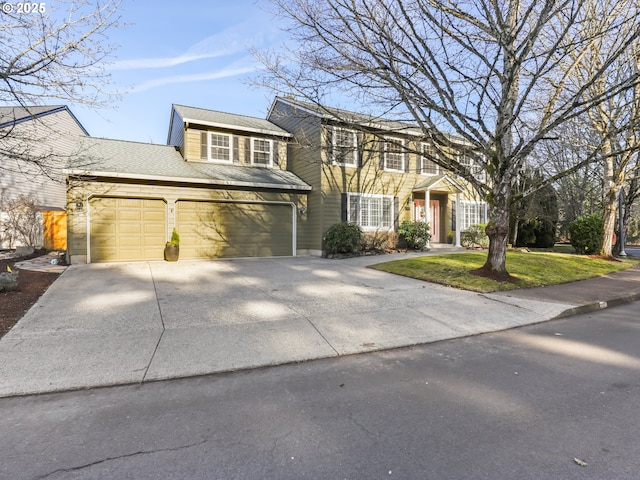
[{"left": 369, "top": 250, "right": 640, "bottom": 293}]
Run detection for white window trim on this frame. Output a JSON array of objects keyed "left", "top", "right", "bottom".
[
  {"left": 383, "top": 137, "right": 405, "bottom": 172},
  {"left": 459, "top": 200, "right": 487, "bottom": 231},
  {"left": 207, "top": 132, "right": 233, "bottom": 164},
  {"left": 331, "top": 127, "right": 358, "bottom": 167},
  {"left": 420, "top": 143, "right": 439, "bottom": 176},
  {"left": 251, "top": 138, "right": 273, "bottom": 167},
  {"left": 457, "top": 152, "right": 486, "bottom": 183},
  {"left": 347, "top": 192, "right": 394, "bottom": 232}
]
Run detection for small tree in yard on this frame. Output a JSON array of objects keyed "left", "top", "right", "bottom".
[
  {"left": 258, "top": 0, "right": 640, "bottom": 278},
  {"left": 1, "top": 195, "right": 43, "bottom": 248}
]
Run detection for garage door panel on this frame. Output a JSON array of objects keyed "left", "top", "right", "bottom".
[
  {"left": 90, "top": 197, "right": 166, "bottom": 263},
  {"left": 176, "top": 201, "right": 292, "bottom": 259}
]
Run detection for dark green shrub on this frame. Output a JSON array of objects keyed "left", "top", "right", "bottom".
[
  {"left": 461, "top": 223, "right": 489, "bottom": 248},
  {"left": 568, "top": 214, "right": 603, "bottom": 254},
  {"left": 324, "top": 222, "right": 362, "bottom": 255},
  {"left": 398, "top": 220, "right": 431, "bottom": 250},
  {"left": 516, "top": 218, "right": 557, "bottom": 248}
]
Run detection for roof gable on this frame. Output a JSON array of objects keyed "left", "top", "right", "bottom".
[
  {"left": 170, "top": 104, "right": 292, "bottom": 139},
  {"left": 0, "top": 105, "right": 89, "bottom": 134}
]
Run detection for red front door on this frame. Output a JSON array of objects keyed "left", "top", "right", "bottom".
[{"left": 430, "top": 200, "right": 440, "bottom": 242}]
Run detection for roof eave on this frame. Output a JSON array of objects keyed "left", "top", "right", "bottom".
[
  {"left": 65, "top": 169, "right": 312, "bottom": 191},
  {"left": 181, "top": 117, "right": 292, "bottom": 138}
]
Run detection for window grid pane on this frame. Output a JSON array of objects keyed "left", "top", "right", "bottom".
[
  {"left": 210, "top": 134, "right": 231, "bottom": 161},
  {"left": 385, "top": 139, "right": 404, "bottom": 171},
  {"left": 253, "top": 139, "right": 271, "bottom": 165},
  {"left": 333, "top": 128, "right": 356, "bottom": 165},
  {"left": 421, "top": 144, "right": 438, "bottom": 175},
  {"left": 348, "top": 193, "right": 394, "bottom": 231}
]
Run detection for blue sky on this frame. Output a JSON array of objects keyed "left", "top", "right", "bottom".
[{"left": 72, "top": 0, "right": 288, "bottom": 144}]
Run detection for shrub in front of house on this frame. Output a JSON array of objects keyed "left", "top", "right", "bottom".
[
  {"left": 324, "top": 222, "right": 363, "bottom": 255},
  {"left": 461, "top": 223, "right": 489, "bottom": 248},
  {"left": 398, "top": 220, "right": 431, "bottom": 250},
  {"left": 568, "top": 214, "right": 603, "bottom": 254},
  {"left": 361, "top": 230, "right": 399, "bottom": 253}
]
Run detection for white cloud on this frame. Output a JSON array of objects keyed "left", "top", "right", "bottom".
[
  {"left": 112, "top": 18, "right": 278, "bottom": 71},
  {"left": 131, "top": 61, "right": 258, "bottom": 93}
]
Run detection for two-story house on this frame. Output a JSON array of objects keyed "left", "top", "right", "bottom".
[
  {"left": 65, "top": 105, "right": 310, "bottom": 263},
  {"left": 0, "top": 105, "right": 88, "bottom": 250},
  {"left": 267, "top": 97, "right": 487, "bottom": 255}
]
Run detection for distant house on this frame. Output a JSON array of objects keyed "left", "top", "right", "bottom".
[
  {"left": 65, "top": 105, "right": 310, "bottom": 264},
  {"left": 0, "top": 105, "right": 88, "bottom": 249},
  {"left": 267, "top": 97, "right": 487, "bottom": 255}
]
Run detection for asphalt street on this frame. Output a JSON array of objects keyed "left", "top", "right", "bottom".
[{"left": 1, "top": 301, "right": 639, "bottom": 480}]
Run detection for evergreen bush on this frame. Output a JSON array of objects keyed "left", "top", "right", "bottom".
[
  {"left": 568, "top": 214, "right": 603, "bottom": 254},
  {"left": 324, "top": 222, "right": 362, "bottom": 255},
  {"left": 398, "top": 220, "right": 431, "bottom": 250}
]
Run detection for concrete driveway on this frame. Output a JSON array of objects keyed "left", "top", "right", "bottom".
[{"left": 0, "top": 254, "right": 575, "bottom": 397}]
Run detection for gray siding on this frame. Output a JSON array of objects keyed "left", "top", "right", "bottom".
[
  {"left": 167, "top": 109, "right": 185, "bottom": 152},
  {"left": 1, "top": 109, "right": 85, "bottom": 210}
]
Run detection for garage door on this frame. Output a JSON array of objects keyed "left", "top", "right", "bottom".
[
  {"left": 176, "top": 201, "right": 293, "bottom": 259},
  {"left": 90, "top": 197, "right": 167, "bottom": 262}
]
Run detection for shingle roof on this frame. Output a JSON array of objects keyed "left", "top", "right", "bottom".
[
  {"left": 272, "top": 96, "right": 424, "bottom": 136},
  {"left": 66, "top": 137, "right": 311, "bottom": 191},
  {"left": 172, "top": 104, "right": 291, "bottom": 137},
  {"left": 0, "top": 105, "right": 89, "bottom": 134}
]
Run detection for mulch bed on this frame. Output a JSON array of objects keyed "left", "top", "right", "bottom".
[{"left": 0, "top": 251, "right": 61, "bottom": 339}]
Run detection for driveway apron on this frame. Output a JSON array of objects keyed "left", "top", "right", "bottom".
[{"left": 0, "top": 254, "right": 576, "bottom": 397}]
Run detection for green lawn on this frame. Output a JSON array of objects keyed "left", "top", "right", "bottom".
[{"left": 369, "top": 250, "right": 639, "bottom": 292}]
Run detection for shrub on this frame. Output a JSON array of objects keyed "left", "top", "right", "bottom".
[
  {"left": 167, "top": 228, "right": 180, "bottom": 246},
  {"left": 324, "top": 222, "right": 362, "bottom": 255},
  {"left": 568, "top": 214, "right": 603, "bottom": 254},
  {"left": 0, "top": 269, "right": 19, "bottom": 293},
  {"left": 516, "top": 218, "right": 557, "bottom": 249},
  {"left": 460, "top": 223, "right": 489, "bottom": 248},
  {"left": 361, "top": 231, "right": 398, "bottom": 253},
  {"left": 398, "top": 220, "right": 431, "bottom": 250}
]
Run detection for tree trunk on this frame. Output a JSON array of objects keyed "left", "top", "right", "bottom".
[
  {"left": 599, "top": 153, "right": 617, "bottom": 258},
  {"left": 482, "top": 203, "right": 511, "bottom": 277}
]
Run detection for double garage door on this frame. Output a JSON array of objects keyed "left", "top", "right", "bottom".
[{"left": 89, "top": 197, "right": 293, "bottom": 263}]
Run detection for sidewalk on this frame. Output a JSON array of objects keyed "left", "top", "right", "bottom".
[{"left": 1, "top": 253, "right": 639, "bottom": 398}]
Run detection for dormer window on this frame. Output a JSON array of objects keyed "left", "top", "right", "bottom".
[
  {"left": 252, "top": 138, "right": 273, "bottom": 166},
  {"left": 201, "top": 132, "right": 233, "bottom": 163}
]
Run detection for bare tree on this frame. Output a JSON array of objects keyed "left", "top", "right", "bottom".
[
  {"left": 0, "top": 0, "right": 122, "bottom": 175},
  {"left": 257, "top": 0, "right": 640, "bottom": 276}
]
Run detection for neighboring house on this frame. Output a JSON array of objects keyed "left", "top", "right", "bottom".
[
  {"left": 65, "top": 105, "right": 310, "bottom": 264},
  {"left": 267, "top": 97, "right": 488, "bottom": 255},
  {"left": 0, "top": 105, "right": 88, "bottom": 249}
]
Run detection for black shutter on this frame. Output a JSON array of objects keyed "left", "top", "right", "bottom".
[
  {"left": 233, "top": 136, "right": 239, "bottom": 163},
  {"left": 273, "top": 141, "right": 280, "bottom": 166},
  {"left": 356, "top": 132, "right": 363, "bottom": 167},
  {"left": 200, "top": 132, "right": 208, "bottom": 160},
  {"left": 341, "top": 193, "right": 348, "bottom": 222},
  {"left": 244, "top": 137, "right": 251, "bottom": 165},
  {"left": 405, "top": 142, "right": 410, "bottom": 173},
  {"left": 394, "top": 196, "right": 399, "bottom": 230},
  {"left": 379, "top": 138, "right": 385, "bottom": 170}
]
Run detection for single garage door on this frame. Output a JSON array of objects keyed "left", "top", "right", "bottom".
[
  {"left": 176, "top": 200, "right": 293, "bottom": 259},
  {"left": 90, "top": 197, "right": 167, "bottom": 262}
]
